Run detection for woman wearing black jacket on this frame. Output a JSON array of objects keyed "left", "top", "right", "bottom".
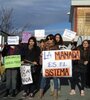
[
  {"left": 21, "top": 36, "right": 41, "bottom": 99},
  {"left": 70, "top": 40, "right": 90, "bottom": 96}
]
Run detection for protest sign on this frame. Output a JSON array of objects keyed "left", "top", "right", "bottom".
[
  {"left": 42, "top": 50, "right": 80, "bottom": 77},
  {"left": 7, "top": 36, "right": 19, "bottom": 45},
  {"left": 21, "top": 32, "right": 31, "bottom": 43},
  {"left": 0, "top": 35, "right": 4, "bottom": 51},
  {"left": 63, "top": 29, "right": 76, "bottom": 41},
  {"left": 34, "top": 29, "right": 45, "bottom": 41},
  {"left": 20, "top": 64, "right": 33, "bottom": 84},
  {"left": 4, "top": 55, "right": 21, "bottom": 68}
]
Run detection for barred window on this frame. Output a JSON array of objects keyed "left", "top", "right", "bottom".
[{"left": 85, "top": 13, "right": 90, "bottom": 25}]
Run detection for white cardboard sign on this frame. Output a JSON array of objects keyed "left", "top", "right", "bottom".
[
  {"left": 42, "top": 50, "right": 72, "bottom": 77},
  {"left": 63, "top": 29, "right": 76, "bottom": 40},
  {"left": 0, "top": 35, "right": 4, "bottom": 51},
  {"left": 20, "top": 64, "right": 33, "bottom": 85},
  {"left": 34, "top": 29, "right": 45, "bottom": 37},
  {"left": 7, "top": 36, "right": 19, "bottom": 45}
]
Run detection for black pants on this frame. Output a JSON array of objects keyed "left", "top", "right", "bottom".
[
  {"left": 23, "top": 68, "right": 41, "bottom": 94},
  {"left": 70, "top": 71, "right": 86, "bottom": 90},
  {"left": 86, "top": 63, "right": 90, "bottom": 87}
]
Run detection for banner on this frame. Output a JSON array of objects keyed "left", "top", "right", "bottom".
[
  {"left": 4, "top": 55, "right": 21, "bottom": 68},
  {"left": 42, "top": 50, "right": 80, "bottom": 77},
  {"left": 20, "top": 64, "right": 33, "bottom": 84}
]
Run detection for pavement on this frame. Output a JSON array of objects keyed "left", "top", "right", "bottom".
[{"left": 0, "top": 79, "right": 90, "bottom": 100}]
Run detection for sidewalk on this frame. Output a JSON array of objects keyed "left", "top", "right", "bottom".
[{"left": 0, "top": 84, "right": 90, "bottom": 100}]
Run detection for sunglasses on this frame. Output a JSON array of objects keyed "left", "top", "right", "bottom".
[{"left": 47, "top": 37, "right": 54, "bottom": 40}]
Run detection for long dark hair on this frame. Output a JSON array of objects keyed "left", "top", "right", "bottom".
[
  {"left": 82, "top": 39, "right": 89, "bottom": 50},
  {"left": 54, "top": 33, "right": 63, "bottom": 45},
  {"left": 28, "top": 36, "right": 37, "bottom": 48},
  {"left": 46, "top": 34, "right": 55, "bottom": 41},
  {"left": 46, "top": 34, "right": 55, "bottom": 45}
]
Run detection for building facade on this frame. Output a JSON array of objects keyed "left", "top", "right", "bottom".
[{"left": 70, "top": 0, "right": 90, "bottom": 36}]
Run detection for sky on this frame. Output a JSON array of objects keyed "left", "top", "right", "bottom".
[{"left": 0, "top": 0, "right": 71, "bottom": 35}]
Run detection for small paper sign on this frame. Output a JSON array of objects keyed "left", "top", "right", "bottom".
[
  {"left": 7, "top": 36, "right": 19, "bottom": 45},
  {"left": 20, "top": 64, "right": 33, "bottom": 84},
  {"left": 63, "top": 29, "right": 76, "bottom": 40}
]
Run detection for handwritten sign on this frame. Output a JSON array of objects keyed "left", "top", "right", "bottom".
[
  {"left": 42, "top": 50, "right": 80, "bottom": 77},
  {"left": 34, "top": 29, "right": 45, "bottom": 41},
  {"left": 34, "top": 29, "right": 45, "bottom": 37},
  {"left": 20, "top": 64, "right": 33, "bottom": 84},
  {"left": 4, "top": 55, "right": 21, "bottom": 68},
  {"left": 0, "top": 35, "right": 4, "bottom": 51},
  {"left": 21, "top": 32, "right": 31, "bottom": 43},
  {"left": 63, "top": 29, "right": 76, "bottom": 40},
  {"left": 7, "top": 36, "right": 19, "bottom": 45}
]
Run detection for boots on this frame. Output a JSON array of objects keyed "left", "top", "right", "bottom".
[
  {"left": 54, "top": 89, "right": 58, "bottom": 99},
  {"left": 3, "top": 89, "right": 9, "bottom": 97},
  {"left": 11, "top": 89, "right": 16, "bottom": 97},
  {"left": 39, "top": 89, "right": 44, "bottom": 99}
]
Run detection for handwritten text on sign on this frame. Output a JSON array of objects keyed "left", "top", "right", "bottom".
[
  {"left": 7, "top": 36, "right": 19, "bottom": 45},
  {"left": 4, "top": 55, "right": 21, "bottom": 68},
  {"left": 42, "top": 50, "right": 80, "bottom": 77},
  {"left": 63, "top": 29, "right": 76, "bottom": 40},
  {"left": 20, "top": 64, "right": 33, "bottom": 85}
]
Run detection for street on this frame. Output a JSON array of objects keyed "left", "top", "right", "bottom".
[{"left": 0, "top": 82, "right": 90, "bottom": 100}]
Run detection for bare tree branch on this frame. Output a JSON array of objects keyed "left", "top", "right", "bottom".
[{"left": 0, "top": 7, "right": 30, "bottom": 36}]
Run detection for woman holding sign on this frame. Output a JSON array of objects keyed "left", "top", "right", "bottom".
[
  {"left": 2, "top": 44, "right": 21, "bottom": 98},
  {"left": 39, "top": 34, "right": 59, "bottom": 99},
  {"left": 54, "top": 33, "right": 64, "bottom": 95},
  {"left": 70, "top": 40, "right": 90, "bottom": 96},
  {"left": 21, "top": 36, "right": 41, "bottom": 99}
]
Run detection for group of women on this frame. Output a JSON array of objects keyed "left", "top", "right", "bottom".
[{"left": 2, "top": 33, "right": 90, "bottom": 99}]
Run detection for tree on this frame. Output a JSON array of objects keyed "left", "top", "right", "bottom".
[
  {"left": 0, "top": 8, "right": 13, "bottom": 34},
  {"left": 0, "top": 7, "right": 29, "bottom": 36}
]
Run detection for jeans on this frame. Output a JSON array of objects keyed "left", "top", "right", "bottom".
[{"left": 40, "top": 76, "right": 58, "bottom": 90}]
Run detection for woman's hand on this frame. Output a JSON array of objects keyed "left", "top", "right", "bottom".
[
  {"left": 21, "top": 61, "right": 24, "bottom": 64},
  {"left": 84, "top": 61, "right": 88, "bottom": 65},
  {"left": 33, "top": 61, "right": 38, "bottom": 65}
]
